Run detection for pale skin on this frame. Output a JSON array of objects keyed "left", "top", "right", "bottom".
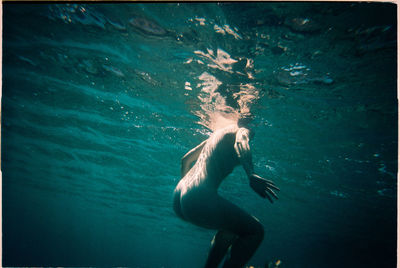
[{"left": 173, "top": 124, "right": 279, "bottom": 268}]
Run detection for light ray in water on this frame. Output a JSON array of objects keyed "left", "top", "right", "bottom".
[
  {"left": 194, "top": 69, "right": 259, "bottom": 131},
  {"left": 195, "top": 72, "right": 239, "bottom": 131},
  {"left": 194, "top": 48, "right": 238, "bottom": 73},
  {"left": 189, "top": 47, "right": 260, "bottom": 131},
  {"left": 234, "top": 83, "right": 259, "bottom": 115}
]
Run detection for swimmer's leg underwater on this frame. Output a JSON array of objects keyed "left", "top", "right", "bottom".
[
  {"left": 179, "top": 190, "right": 264, "bottom": 268},
  {"left": 204, "top": 230, "right": 237, "bottom": 268},
  {"left": 199, "top": 194, "right": 264, "bottom": 268}
]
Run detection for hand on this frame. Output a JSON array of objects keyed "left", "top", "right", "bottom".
[{"left": 249, "top": 174, "right": 280, "bottom": 203}]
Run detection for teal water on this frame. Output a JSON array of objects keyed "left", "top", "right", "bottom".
[{"left": 2, "top": 3, "right": 397, "bottom": 267}]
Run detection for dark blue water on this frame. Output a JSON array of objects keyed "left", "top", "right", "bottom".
[{"left": 2, "top": 3, "right": 397, "bottom": 268}]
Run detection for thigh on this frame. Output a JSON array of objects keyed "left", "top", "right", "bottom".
[
  {"left": 212, "top": 195, "right": 262, "bottom": 236},
  {"left": 181, "top": 190, "right": 261, "bottom": 235}
]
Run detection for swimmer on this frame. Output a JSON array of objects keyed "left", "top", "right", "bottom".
[{"left": 173, "top": 119, "right": 279, "bottom": 268}]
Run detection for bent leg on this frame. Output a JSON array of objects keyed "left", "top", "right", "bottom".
[
  {"left": 205, "top": 230, "right": 237, "bottom": 268},
  {"left": 181, "top": 192, "right": 264, "bottom": 268},
  {"left": 222, "top": 225, "right": 264, "bottom": 268}
]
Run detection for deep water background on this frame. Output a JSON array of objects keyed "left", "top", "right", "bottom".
[{"left": 2, "top": 3, "right": 397, "bottom": 268}]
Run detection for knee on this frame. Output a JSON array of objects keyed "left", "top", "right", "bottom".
[
  {"left": 240, "top": 217, "right": 264, "bottom": 241},
  {"left": 250, "top": 221, "right": 264, "bottom": 243}
]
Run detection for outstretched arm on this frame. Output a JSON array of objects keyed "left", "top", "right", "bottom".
[
  {"left": 181, "top": 139, "right": 207, "bottom": 178},
  {"left": 234, "top": 128, "right": 280, "bottom": 203}
]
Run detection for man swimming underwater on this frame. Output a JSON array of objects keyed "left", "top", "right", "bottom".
[{"left": 173, "top": 119, "right": 279, "bottom": 268}]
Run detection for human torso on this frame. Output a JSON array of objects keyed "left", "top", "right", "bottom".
[{"left": 178, "top": 125, "right": 240, "bottom": 193}]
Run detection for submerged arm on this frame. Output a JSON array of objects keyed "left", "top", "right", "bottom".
[
  {"left": 234, "top": 128, "right": 280, "bottom": 203},
  {"left": 234, "top": 128, "right": 254, "bottom": 177},
  {"left": 181, "top": 139, "right": 207, "bottom": 178}
]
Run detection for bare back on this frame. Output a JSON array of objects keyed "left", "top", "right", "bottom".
[{"left": 177, "top": 125, "right": 240, "bottom": 193}]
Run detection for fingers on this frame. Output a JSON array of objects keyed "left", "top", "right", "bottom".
[
  {"left": 265, "top": 187, "right": 279, "bottom": 200},
  {"left": 234, "top": 141, "right": 244, "bottom": 158},
  {"left": 266, "top": 183, "right": 280, "bottom": 192},
  {"left": 264, "top": 191, "right": 273, "bottom": 203},
  {"left": 259, "top": 177, "right": 280, "bottom": 191},
  {"left": 250, "top": 174, "right": 280, "bottom": 203}
]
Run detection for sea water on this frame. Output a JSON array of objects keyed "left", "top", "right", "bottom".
[{"left": 2, "top": 3, "right": 397, "bottom": 267}]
